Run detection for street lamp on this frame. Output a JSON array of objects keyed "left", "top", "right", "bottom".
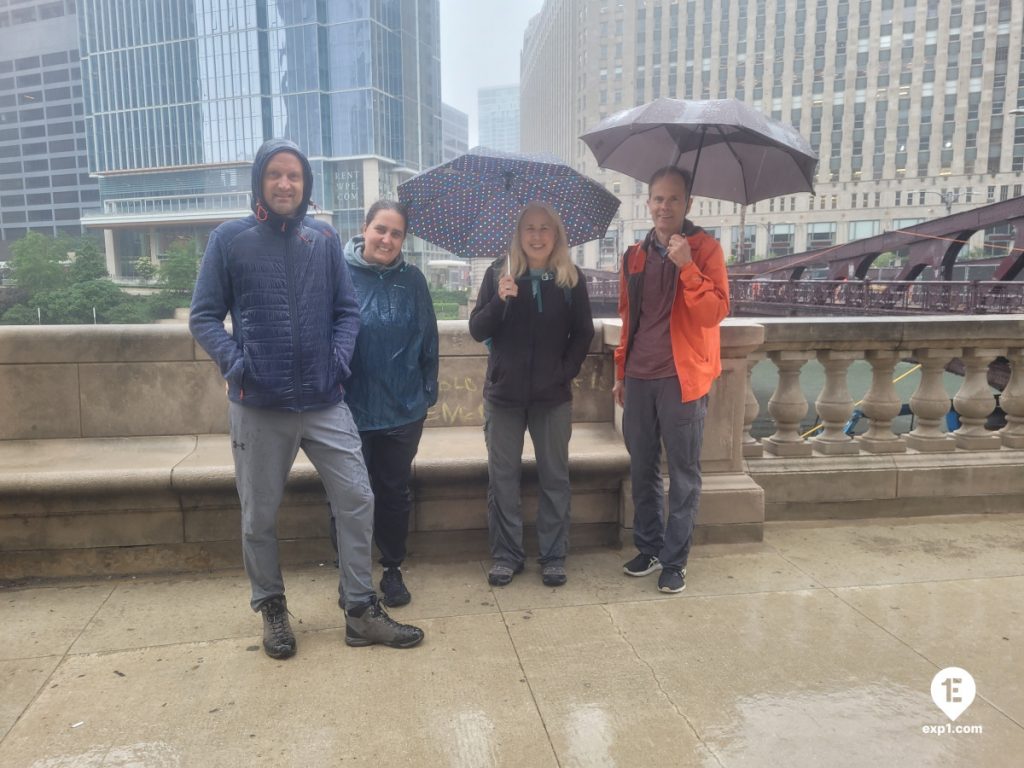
[{"left": 918, "top": 189, "right": 958, "bottom": 216}]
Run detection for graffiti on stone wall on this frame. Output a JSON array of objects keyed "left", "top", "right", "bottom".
[{"left": 425, "top": 356, "right": 613, "bottom": 428}]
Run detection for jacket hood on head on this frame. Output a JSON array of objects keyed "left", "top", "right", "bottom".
[
  {"left": 251, "top": 138, "right": 314, "bottom": 232},
  {"left": 344, "top": 234, "right": 406, "bottom": 274}
]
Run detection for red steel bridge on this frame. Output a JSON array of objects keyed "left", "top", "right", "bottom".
[{"left": 586, "top": 196, "right": 1024, "bottom": 317}]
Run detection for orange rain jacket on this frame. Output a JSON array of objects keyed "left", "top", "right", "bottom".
[{"left": 614, "top": 223, "right": 730, "bottom": 402}]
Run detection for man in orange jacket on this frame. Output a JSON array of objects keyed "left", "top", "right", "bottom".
[{"left": 613, "top": 166, "right": 730, "bottom": 593}]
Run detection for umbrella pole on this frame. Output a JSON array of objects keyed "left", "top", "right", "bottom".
[{"left": 688, "top": 126, "right": 708, "bottom": 188}]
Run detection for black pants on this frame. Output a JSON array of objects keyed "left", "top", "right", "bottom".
[{"left": 329, "top": 417, "right": 425, "bottom": 567}]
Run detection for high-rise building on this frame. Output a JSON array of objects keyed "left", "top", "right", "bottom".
[
  {"left": 0, "top": 0, "right": 99, "bottom": 261},
  {"left": 78, "top": 0, "right": 442, "bottom": 276},
  {"left": 521, "top": 0, "right": 1024, "bottom": 269},
  {"left": 441, "top": 102, "right": 468, "bottom": 162},
  {"left": 478, "top": 85, "right": 520, "bottom": 152}
]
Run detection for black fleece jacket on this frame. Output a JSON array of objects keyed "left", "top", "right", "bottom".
[{"left": 469, "top": 262, "right": 595, "bottom": 408}]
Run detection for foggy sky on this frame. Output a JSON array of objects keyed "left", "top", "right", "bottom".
[{"left": 439, "top": 0, "right": 546, "bottom": 146}]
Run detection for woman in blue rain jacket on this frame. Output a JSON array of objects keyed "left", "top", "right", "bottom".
[{"left": 330, "top": 200, "right": 439, "bottom": 608}]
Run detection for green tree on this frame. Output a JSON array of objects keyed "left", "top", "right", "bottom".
[
  {"left": 66, "top": 237, "right": 109, "bottom": 283},
  {"left": 160, "top": 239, "right": 200, "bottom": 294},
  {"left": 133, "top": 256, "right": 159, "bottom": 282},
  {"left": 105, "top": 298, "right": 151, "bottom": 323},
  {"left": 33, "top": 280, "right": 132, "bottom": 324},
  {"left": 1, "top": 304, "right": 41, "bottom": 325},
  {"left": 9, "top": 232, "right": 65, "bottom": 298},
  {"left": 145, "top": 291, "right": 192, "bottom": 320}
]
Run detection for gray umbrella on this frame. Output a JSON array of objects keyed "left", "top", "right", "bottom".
[{"left": 580, "top": 97, "right": 818, "bottom": 204}]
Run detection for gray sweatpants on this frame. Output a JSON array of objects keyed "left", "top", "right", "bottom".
[
  {"left": 483, "top": 400, "right": 572, "bottom": 567},
  {"left": 229, "top": 400, "right": 375, "bottom": 612},
  {"left": 621, "top": 377, "right": 707, "bottom": 570}
]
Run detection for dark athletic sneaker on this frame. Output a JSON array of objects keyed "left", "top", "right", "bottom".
[
  {"left": 541, "top": 564, "right": 567, "bottom": 587},
  {"left": 487, "top": 561, "right": 525, "bottom": 586},
  {"left": 380, "top": 567, "right": 411, "bottom": 607},
  {"left": 657, "top": 567, "right": 686, "bottom": 594},
  {"left": 622, "top": 553, "right": 662, "bottom": 577}
]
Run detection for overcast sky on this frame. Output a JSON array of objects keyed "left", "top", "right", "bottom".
[{"left": 439, "top": 0, "right": 546, "bottom": 146}]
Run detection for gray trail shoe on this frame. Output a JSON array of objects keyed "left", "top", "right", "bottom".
[
  {"left": 259, "top": 596, "right": 296, "bottom": 659},
  {"left": 345, "top": 596, "right": 424, "bottom": 649}
]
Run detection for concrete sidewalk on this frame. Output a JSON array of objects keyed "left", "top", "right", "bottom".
[{"left": 3, "top": 514, "right": 1023, "bottom": 767}]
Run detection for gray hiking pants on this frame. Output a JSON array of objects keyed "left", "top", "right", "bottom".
[
  {"left": 621, "top": 377, "right": 707, "bottom": 570},
  {"left": 483, "top": 400, "right": 572, "bottom": 567},
  {"left": 229, "top": 401, "right": 375, "bottom": 612}
]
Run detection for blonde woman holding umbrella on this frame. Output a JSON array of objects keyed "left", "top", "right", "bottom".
[{"left": 469, "top": 202, "right": 595, "bottom": 588}]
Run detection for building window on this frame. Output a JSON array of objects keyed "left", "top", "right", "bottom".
[
  {"left": 807, "top": 222, "right": 837, "bottom": 249},
  {"left": 849, "top": 220, "right": 880, "bottom": 240}
]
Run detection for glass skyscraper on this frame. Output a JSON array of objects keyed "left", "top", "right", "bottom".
[
  {"left": 78, "top": 0, "right": 442, "bottom": 275},
  {"left": 0, "top": 0, "right": 99, "bottom": 262},
  {"left": 478, "top": 85, "right": 520, "bottom": 153}
]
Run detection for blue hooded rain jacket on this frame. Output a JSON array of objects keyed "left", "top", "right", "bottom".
[{"left": 343, "top": 235, "right": 439, "bottom": 432}]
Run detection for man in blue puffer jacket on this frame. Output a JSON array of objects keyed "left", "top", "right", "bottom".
[{"left": 190, "top": 139, "right": 424, "bottom": 657}]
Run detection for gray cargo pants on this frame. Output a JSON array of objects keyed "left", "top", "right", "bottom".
[
  {"left": 621, "top": 376, "right": 707, "bottom": 570},
  {"left": 229, "top": 400, "right": 375, "bottom": 612},
  {"left": 483, "top": 400, "right": 573, "bottom": 568}
]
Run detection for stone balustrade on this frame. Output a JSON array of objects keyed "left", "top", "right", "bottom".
[{"left": 742, "top": 316, "right": 1024, "bottom": 520}]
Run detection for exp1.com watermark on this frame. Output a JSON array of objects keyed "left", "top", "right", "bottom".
[
  {"left": 921, "top": 723, "right": 984, "bottom": 735},
  {"left": 922, "top": 667, "right": 984, "bottom": 736}
]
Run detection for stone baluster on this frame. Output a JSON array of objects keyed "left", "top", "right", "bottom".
[
  {"left": 743, "top": 353, "right": 765, "bottom": 458},
  {"left": 856, "top": 349, "right": 906, "bottom": 453},
  {"left": 763, "top": 351, "right": 813, "bottom": 457},
  {"left": 906, "top": 348, "right": 958, "bottom": 452},
  {"left": 952, "top": 348, "right": 1002, "bottom": 450},
  {"left": 811, "top": 350, "right": 860, "bottom": 455},
  {"left": 1000, "top": 349, "right": 1024, "bottom": 449}
]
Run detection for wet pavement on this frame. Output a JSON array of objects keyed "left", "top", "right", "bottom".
[{"left": 2, "top": 513, "right": 1023, "bottom": 767}]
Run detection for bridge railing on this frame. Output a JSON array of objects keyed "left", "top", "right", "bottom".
[
  {"left": 731, "top": 279, "right": 1024, "bottom": 314},
  {"left": 742, "top": 316, "right": 1024, "bottom": 458}
]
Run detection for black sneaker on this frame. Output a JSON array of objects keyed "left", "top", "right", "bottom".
[
  {"left": 541, "top": 564, "right": 567, "bottom": 587},
  {"left": 380, "top": 567, "right": 411, "bottom": 607},
  {"left": 623, "top": 553, "right": 661, "bottom": 577},
  {"left": 658, "top": 567, "right": 686, "bottom": 593},
  {"left": 487, "top": 561, "right": 525, "bottom": 586},
  {"left": 345, "top": 596, "right": 424, "bottom": 649},
  {"left": 259, "top": 596, "right": 296, "bottom": 659}
]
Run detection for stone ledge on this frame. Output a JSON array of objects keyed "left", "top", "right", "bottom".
[
  {"left": 749, "top": 448, "right": 1024, "bottom": 521},
  {"left": 0, "top": 426, "right": 630, "bottom": 500},
  {"left": 0, "top": 436, "right": 197, "bottom": 501},
  {"left": 0, "top": 324, "right": 198, "bottom": 364},
  {"left": 0, "top": 422, "right": 638, "bottom": 578}
]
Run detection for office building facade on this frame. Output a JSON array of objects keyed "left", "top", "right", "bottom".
[
  {"left": 78, "top": 0, "right": 442, "bottom": 276},
  {"left": 521, "top": 0, "right": 1024, "bottom": 269},
  {"left": 478, "top": 84, "right": 520, "bottom": 152},
  {"left": 0, "top": 0, "right": 99, "bottom": 261},
  {"left": 441, "top": 101, "right": 468, "bottom": 161}
]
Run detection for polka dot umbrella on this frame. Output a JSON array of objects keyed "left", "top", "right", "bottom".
[{"left": 397, "top": 147, "right": 621, "bottom": 259}]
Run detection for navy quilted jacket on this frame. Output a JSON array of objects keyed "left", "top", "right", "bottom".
[{"left": 189, "top": 139, "right": 361, "bottom": 412}]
